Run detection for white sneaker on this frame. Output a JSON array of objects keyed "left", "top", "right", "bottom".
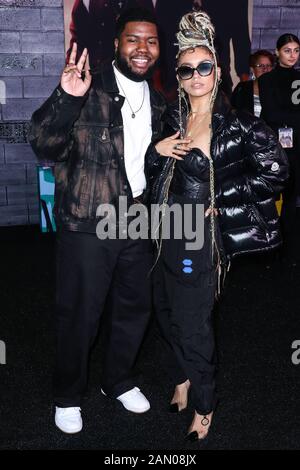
[
  {"left": 116, "top": 387, "right": 150, "bottom": 413},
  {"left": 55, "top": 407, "right": 83, "bottom": 434}
]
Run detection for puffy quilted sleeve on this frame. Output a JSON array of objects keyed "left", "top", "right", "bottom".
[
  {"left": 243, "top": 117, "right": 289, "bottom": 197},
  {"left": 216, "top": 115, "right": 289, "bottom": 207}
]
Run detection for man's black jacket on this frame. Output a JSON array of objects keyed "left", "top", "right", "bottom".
[{"left": 29, "top": 62, "right": 166, "bottom": 233}]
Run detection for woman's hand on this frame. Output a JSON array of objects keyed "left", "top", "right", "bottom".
[
  {"left": 61, "top": 42, "right": 92, "bottom": 97},
  {"left": 155, "top": 131, "right": 192, "bottom": 161}
]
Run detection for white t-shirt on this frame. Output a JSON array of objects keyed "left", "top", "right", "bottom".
[{"left": 113, "top": 64, "right": 152, "bottom": 197}]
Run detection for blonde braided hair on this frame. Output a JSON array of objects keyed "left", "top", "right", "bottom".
[
  {"left": 176, "top": 11, "right": 220, "bottom": 268},
  {"left": 176, "top": 10, "right": 219, "bottom": 110}
]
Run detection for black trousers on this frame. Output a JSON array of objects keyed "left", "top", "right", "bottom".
[
  {"left": 153, "top": 214, "right": 218, "bottom": 415},
  {"left": 53, "top": 230, "right": 152, "bottom": 407}
]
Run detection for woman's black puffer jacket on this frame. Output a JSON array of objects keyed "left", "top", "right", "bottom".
[{"left": 146, "top": 92, "right": 289, "bottom": 259}]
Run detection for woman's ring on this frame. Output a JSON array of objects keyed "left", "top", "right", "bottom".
[{"left": 174, "top": 144, "right": 181, "bottom": 150}]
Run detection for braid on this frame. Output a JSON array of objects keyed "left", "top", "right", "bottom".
[{"left": 176, "top": 11, "right": 215, "bottom": 55}]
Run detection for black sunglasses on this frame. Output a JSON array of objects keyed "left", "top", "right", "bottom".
[{"left": 176, "top": 60, "right": 215, "bottom": 80}]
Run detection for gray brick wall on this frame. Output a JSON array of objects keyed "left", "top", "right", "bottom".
[
  {"left": 0, "top": 0, "right": 64, "bottom": 226},
  {"left": 0, "top": 0, "right": 299, "bottom": 226},
  {"left": 252, "top": 0, "right": 300, "bottom": 51}
]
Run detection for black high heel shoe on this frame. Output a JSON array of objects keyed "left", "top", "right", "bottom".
[
  {"left": 169, "top": 401, "right": 189, "bottom": 413},
  {"left": 186, "top": 431, "right": 201, "bottom": 442},
  {"left": 169, "top": 403, "right": 181, "bottom": 413}
]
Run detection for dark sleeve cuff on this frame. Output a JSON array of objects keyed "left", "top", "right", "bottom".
[
  {"left": 49, "top": 85, "right": 87, "bottom": 127},
  {"left": 54, "top": 85, "right": 87, "bottom": 107}
]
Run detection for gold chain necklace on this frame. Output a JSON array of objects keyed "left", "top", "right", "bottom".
[
  {"left": 115, "top": 76, "right": 146, "bottom": 119},
  {"left": 186, "top": 111, "right": 211, "bottom": 138}
]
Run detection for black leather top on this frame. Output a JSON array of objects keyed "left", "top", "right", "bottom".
[{"left": 170, "top": 147, "right": 210, "bottom": 203}]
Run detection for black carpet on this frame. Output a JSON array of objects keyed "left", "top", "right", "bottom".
[{"left": 0, "top": 226, "right": 300, "bottom": 450}]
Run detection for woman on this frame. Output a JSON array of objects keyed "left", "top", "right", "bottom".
[
  {"left": 231, "top": 49, "right": 274, "bottom": 116},
  {"left": 146, "top": 11, "right": 288, "bottom": 441},
  {"left": 259, "top": 34, "right": 300, "bottom": 265}
]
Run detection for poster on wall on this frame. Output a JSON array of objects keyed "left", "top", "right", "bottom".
[
  {"left": 37, "top": 167, "right": 56, "bottom": 233},
  {"left": 63, "top": 0, "right": 253, "bottom": 97}
]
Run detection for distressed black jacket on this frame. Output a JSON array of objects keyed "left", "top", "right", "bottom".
[{"left": 29, "top": 62, "right": 166, "bottom": 232}]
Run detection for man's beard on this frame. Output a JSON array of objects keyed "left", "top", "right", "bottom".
[{"left": 115, "top": 49, "right": 157, "bottom": 82}]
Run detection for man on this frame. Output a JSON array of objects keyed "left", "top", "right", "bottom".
[
  {"left": 29, "top": 8, "right": 165, "bottom": 434},
  {"left": 66, "top": 0, "right": 195, "bottom": 98}
]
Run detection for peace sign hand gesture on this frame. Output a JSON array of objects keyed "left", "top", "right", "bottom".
[{"left": 61, "top": 42, "right": 92, "bottom": 97}]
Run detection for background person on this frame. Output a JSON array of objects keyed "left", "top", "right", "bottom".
[
  {"left": 231, "top": 49, "right": 274, "bottom": 116},
  {"left": 259, "top": 33, "right": 300, "bottom": 266}
]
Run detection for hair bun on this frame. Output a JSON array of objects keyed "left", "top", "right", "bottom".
[{"left": 176, "top": 11, "right": 215, "bottom": 55}]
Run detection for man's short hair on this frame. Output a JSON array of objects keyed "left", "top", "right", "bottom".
[{"left": 115, "top": 7, "right": 158, "bottom": 39}]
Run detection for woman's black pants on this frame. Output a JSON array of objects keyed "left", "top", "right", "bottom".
[{"left": 153, "top": 257, "right": 217, "bottom": 416}]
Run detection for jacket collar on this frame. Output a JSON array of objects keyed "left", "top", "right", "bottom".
[
  {"left": 92, "top": 61, "right": 165, "bottom": 135},
  {"left": 93, "top": 61, "right": 163, "bottom": 104},
  {"left": 96, "top": 61, "right": 120, "bottom": 94},
  {"left": 166, "top": 90, "right": 232, "bottom": 135},
  {"left": 211, "top": 91, "right": 232, "bottom": 133}
]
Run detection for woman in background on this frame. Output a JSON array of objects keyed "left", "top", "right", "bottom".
[
  {"left": 231, "top": 49, "right": 274, "bottom": 116},
  {"left": 259, "top": 34, "right": 300, "bottom": 266}
]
